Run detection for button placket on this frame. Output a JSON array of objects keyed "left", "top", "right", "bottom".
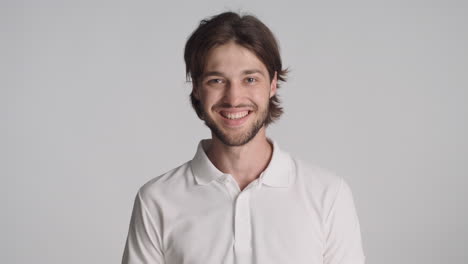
[
  {"left": 234, "top": 190, "right": 252, "bottom": 254},
  {"left": 217, "top": 174, "right": 239, "bottom": 201},
  {"left": 222, "top": 177, "right": 230, "bottom": 184}
]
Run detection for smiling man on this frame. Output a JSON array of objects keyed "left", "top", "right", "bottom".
[{"left": 122, "top": 12, "right": 365, "bottom": 264}]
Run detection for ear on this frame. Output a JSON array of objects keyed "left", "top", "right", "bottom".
[
  {"left": 192, "top": 84, "right": 200, "bottom": 100},
  {"left": 270, "top": 71, "right": 278, "bottom": 98}
]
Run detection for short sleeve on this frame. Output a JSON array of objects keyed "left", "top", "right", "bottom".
[
  {"left": 122, "top": 191, "right": 165, "bottom": 264},
  {"left": 323, "top": 178, "right": 366, "bottom": 264}
]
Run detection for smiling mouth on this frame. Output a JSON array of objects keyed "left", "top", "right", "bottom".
[{"left": 219, "top": 110, "right": 250, "bottom": 120}]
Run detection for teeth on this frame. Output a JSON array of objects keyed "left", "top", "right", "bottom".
[{"left": 221, "top": 111, "right": 249, "bottom": 120}]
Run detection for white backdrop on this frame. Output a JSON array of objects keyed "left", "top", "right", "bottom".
[{"left": 3, "top": 0, "right": 468, "bottom": 263}]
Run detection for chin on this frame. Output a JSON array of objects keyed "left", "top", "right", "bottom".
[{"left": 207, "top": 119, "right": 265, "bottom": 147}]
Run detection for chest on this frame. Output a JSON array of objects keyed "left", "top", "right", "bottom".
[{"left": 161, "top": 185, "right": 324, "bottom": 264}]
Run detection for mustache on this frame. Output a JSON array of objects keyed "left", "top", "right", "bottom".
[{"left": 214, "top": 102, "right": 257, "bottom": 109}]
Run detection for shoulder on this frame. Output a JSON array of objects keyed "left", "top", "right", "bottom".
[
  {"left": 293, "top": 157, "right": 343, "bottom": 189},
  {"left": 291, "top": 157, "right": 350, "bottom": 206},
  {"left": 137, "top": 161, "right": 192, "bottom": 204}
]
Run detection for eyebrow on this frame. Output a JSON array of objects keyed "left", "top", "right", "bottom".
[
  {"left": 242, "top": 69, "right": 265, "bottom": 76},
  {"left": 202, "top": 69, "right": 266, "bottom": 79},
  {"left": 202, "top": 71, "right": 224, "bottom": 79}
]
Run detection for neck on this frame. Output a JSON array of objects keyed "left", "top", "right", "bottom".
[{"left": 205, "top": 128, "right": 273, "bottom": 190}]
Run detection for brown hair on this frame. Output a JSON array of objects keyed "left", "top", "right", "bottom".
[{"left": 184, "top": 11, "right": 288, "bottom": 126}]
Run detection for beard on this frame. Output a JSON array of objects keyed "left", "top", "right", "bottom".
[{"left": 201, "top": 102, "right": 269, "bottom": 147}]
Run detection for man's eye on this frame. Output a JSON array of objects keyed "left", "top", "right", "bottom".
[
  {"left": 209, "top": 79, "right": 223, "bottom": 84},
  {"left": 246, "top": 77, "right": 256, "bottom": 83}
]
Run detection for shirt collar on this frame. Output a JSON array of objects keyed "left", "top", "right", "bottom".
[
  {"left": 190, "top": 139, "right": 224, "bottom": 185},
  {"left": 190, "top": 138, "right": 292, "bottom": 188}
]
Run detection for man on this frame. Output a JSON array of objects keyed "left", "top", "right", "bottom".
[{"left": 122, "top": 11, "right": 365, "bottom": 264}]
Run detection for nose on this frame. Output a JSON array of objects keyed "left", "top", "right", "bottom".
[{"left": 223, "top": 80, "right": 244, "bottom": 106}]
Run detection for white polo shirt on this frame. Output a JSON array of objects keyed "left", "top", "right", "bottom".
[{"left": 122, "top": 139, "right": 366, "bottom": 264}]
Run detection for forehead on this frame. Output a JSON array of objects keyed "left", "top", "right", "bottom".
[{"left": 204, "top": 42, "right": 268, "bottom": 75}]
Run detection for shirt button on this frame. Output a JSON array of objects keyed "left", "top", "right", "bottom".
[{"left": 218, "top": 175, "right": 230, "bottom": 184}]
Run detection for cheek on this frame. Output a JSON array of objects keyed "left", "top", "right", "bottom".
[
  {"left": 251, "top": 90, "right": 271, "bottom": 104},
  {"left": 200, "top": 92, "right": 221, "bottom": 110}
]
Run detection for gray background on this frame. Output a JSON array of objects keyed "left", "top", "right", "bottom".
[{"left": 3, "top": 0, "right": 467, "bottom": 263}]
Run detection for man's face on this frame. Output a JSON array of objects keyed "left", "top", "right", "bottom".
[{"left": 193, "top": 41, "right": 277, "bottom": 146}]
